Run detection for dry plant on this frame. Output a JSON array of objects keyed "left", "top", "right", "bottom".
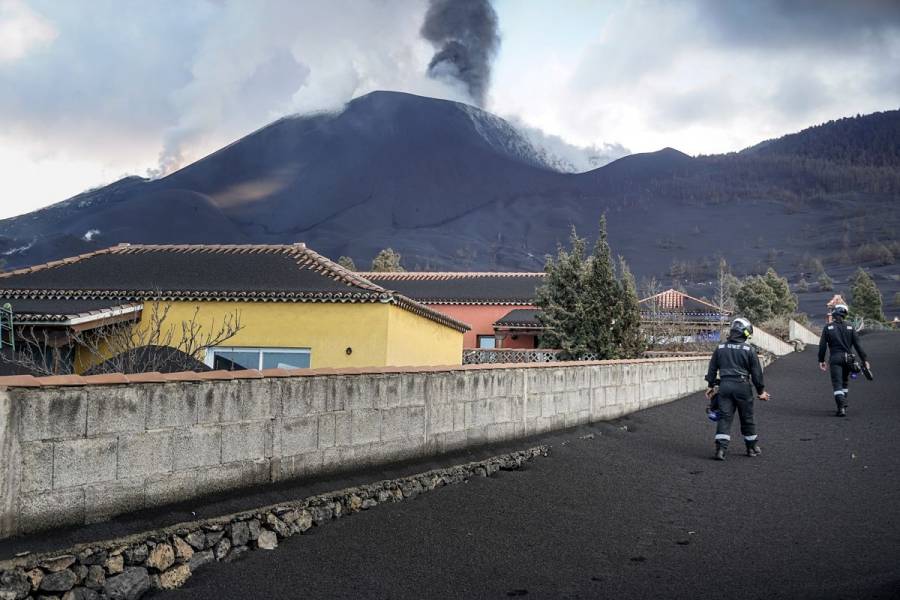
[{"left": 1, "top": 303, "right": 243, "bottom": 376}]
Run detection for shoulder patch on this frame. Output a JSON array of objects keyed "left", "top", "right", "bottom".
[
  {"left": 827, "top": 325, "right": 834, "bottom": 330},
  {"left": 846, "top": 325, "right": 853, "bottom": 330},
  {"left": 742, "top": 345, "right": 751, "bottom": 351},
  {"left": 718, "top": 344, "right": 725, "bottom": 349}
]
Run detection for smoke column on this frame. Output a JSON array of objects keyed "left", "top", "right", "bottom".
[{"left": 421, "top": 0, "right": 499, "bottom": 106}]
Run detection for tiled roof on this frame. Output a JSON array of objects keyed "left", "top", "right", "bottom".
[
  {"left": 0, "top": 244, "right": 468, "bottom": 333},
  {"left": 359, "top": 272, "right": 545, "bottom": 305},
  {"left": 638, "top": 289, "right": 727, "bottom": 315},
  {"left": 0, "top": 298, "right": 142, "bottom": 324},
  {"left": 494, "top": 309, "right": 544, "bottom": 328}
]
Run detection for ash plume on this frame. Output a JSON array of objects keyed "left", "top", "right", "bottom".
[{"left": 421, "top": 0, "right": 499, "bottom": 106}]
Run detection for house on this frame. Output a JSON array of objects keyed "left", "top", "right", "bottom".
[
  {"left": 639, "top": 288, "right": 730, "bottom": 341},
  {"left": 0, "top": 243, "right": 467, "bottom": 374},
  {"left": 359, "top": 272, "right": 546, "bottom": 349}
]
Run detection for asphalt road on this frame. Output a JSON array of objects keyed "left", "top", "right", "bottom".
[{"left": 153, "top": 332, "right": 897, "bottom": 599}]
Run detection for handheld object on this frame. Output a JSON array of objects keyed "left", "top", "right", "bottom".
[{"left": 862, "top": 364, "right": 874, "bottom": 381}]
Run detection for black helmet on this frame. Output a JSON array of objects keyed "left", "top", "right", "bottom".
[
  {"left": 730, "top": 317, "right": 753, "bottom": 339},
  {"left": 831, "top": 303, "right": 849, "bottom": 319}
]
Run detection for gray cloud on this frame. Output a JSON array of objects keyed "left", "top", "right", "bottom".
[{"left": 422, "top": 0, "right": 499, "bottom": 107}]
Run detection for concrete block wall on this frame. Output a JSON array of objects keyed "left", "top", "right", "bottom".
[
  {"left": 0, "top": 357, "right": 709, "bottom": 539},
  {"left": 789, "top": 319, "right": 821, "bottom": 346}
]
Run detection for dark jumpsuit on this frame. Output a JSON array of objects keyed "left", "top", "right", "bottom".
[
  {"left": 818, "top": 318, "right": 867, "bottom": 407},
  {"left": 705, "top": 336, "right": 766, "bottom": 448}
]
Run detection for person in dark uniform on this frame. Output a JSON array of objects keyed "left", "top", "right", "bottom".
[
  {"left": 818, "top": 304, "right": 870, "bottom": 417},
  {"left": 705, "top": 317, "right": 770, "bottom": 460}
]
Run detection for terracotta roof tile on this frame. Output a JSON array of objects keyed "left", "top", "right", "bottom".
[{"left": 82, "top": 373, "right": 130, "bottom": 385}]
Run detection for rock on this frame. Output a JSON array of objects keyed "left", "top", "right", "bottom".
[
  {"left": 265, "top": 514, "right": 290, "bottom": 538},
  {"left": 63, "top": 589, "right": 101, "bottom": 600},
  {"left": 72, "top": 565, "right": 88, "bottom": 584},
  {"left": 361, "top": 498, "right": 377, "bottom": 510},
  {"left": 25, "top": 568, "right": 44, "bottom": 591},
  {"left": 39, "top": 570, "right": 77, "bottom": 592},
  {"left": 77, "top": 550, "right": 108, "bottom": 567},
  {"left": 256, "top": 530, "right": 278, "bottom": 550},
  {"left": 331, "top": 501, "right": 343, "bottom": 519},
  {"left": 185, "top": 531, "right": 207, "bottom": 551},
  {"left": 204, "top": 531, "right": 224, "bottom": 548},
  {"left": 0, "top": 569, "right": 31, "bottom": 600},
  {"left": 85, "top": 566, "right": 105, "bottom": 590},
  {"left": 188, "top": 551, "right": 214, "bottom": 572},
  {"left": 294, "top": 510, "right": 313, "bottom": 533},
  {"left": 224, "top": 546, "right": 249, "bottom": 563},
  {"left": 103, "top": 567, "right": 150, "bottom": 600},
  {"left": 146, "top": 544, "right": 175, "bottom": 572},
  {"left": 309, "top": 505, "right": 333, "bottom": 525},
  {"left": 156, "top": 565, "right": 191, "bottom": 590},
  {"left": 122, "top": 545, "right": 147, "bottom": 566},
  {"left": 66, "top": 588, "right": 102, "bottom": 600},
  {"left": 376, "top": 490, "right": 392, "bottom": 503},
  {"left": 172, "top": 537, "right": 194, "bottom": 562},
  {"left": 347, "top": 494, "right": 363, "bottom": 512},
  {"left": 104, "top": 555, "right": 124, "bottom": 575},
  {"left": 41, "top": 556, "right": 76, "bottom": 573},
  {"left": 229, "top": 521, "right": 250, "bottom": 547},
  {"left": 213, "top": 538, "right": 231, "bottom": 561},
  {"left": 202, "top": 523, "right": 223, "bottom": 532},
  {"left": 474, "top": 466, "right": 487, "bottom": 477},
  {"left": 247, "top": 519, "right": 261, "bottom": 541}
]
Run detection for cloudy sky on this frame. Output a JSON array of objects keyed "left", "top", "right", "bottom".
[{"left": 1, "top": 0, "right": 899, "bottom": 219}]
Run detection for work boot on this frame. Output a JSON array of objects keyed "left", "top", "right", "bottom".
[
  {"left": 746, "top": 442, "right": 762, "bottom": 457},
  {"left": 835, "top": 394, "right": 846, "bottom": 417},
  {"left": 714, "top": 443, "right": 726, "bottom": 461}
]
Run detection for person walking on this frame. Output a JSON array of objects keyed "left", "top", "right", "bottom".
[
  {"left": 818, "top": 304, "right": 870, "bottom": 417},
  {"left": 705, "top": 317, "right": 770, "bottom": 460}
]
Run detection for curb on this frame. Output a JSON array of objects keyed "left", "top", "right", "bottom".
[{"left": 0, "top": 446, "right": 550, "bottom": 599}]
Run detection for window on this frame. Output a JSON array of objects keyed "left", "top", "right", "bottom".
[
  {"left": 476, "top": 335, "right": 497, "bottom": 349},
  {"left": 206, "top": 347, "right": 311, "bottom": 370}
]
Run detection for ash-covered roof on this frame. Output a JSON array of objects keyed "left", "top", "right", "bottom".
[
  {"left": 494, "top": 308, "right": 544, "bottom": 328},
  {"left": 359, "top": 272, "right": 545, "bottom": 305},
  {"left": 0, "top": 244, "right": 468, "bottom": 332}
]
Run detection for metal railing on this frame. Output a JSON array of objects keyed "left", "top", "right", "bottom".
[{"left": 0, "top": 303, "right": 13, "bottom": 351}]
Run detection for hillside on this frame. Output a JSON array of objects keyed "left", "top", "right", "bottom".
[{"left": 1, "top": 92, "right": 897, "bottom": 319}]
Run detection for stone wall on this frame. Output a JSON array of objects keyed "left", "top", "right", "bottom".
[
  {"left": 0, "top": 357, "right": 710, "bottom": 539},
  {"left": 749, "top": 326, "right": 796, "bottom": 356}
]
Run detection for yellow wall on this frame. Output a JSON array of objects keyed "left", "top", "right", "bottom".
[
  {"left": 76, "top": 300, "right": 463, "bottom": 372},
  {"left": 385, "top": 304, "right": 464, "bottom": 367}
]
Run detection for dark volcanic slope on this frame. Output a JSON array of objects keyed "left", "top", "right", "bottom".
[
  {"left": 1, "top": 93, "right": 898, "bottom": 317},
  {"left": 153, "top": 333, "right": 900, "bottom": 600}
]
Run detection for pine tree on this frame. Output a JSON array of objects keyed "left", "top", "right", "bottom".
[
  {"left": 536, "top": 217, "right": 644, "bottom": 360},
  {"left": 616, "top": 257, "right": 645, "bottom": 357},
  {"left": 337, "top": 256, "right": 356, "bottom": 270},
  {"left": 536, "top": 228, "right": 587, "bottom": 358},
  {"left": 762, "top": 268, "right": 797, "bottom": 316},
  {"left": 581, "top": 216, "right": 622, "bottom": 358},
  {"left": 817, "top": 272, "right": 834, "bottom": 291},
  {"left": 850, "top": 268, "right": 885, "bottom": 322},
  {"left": 371, "top": 248, "right": 405, "bottom": 272}
]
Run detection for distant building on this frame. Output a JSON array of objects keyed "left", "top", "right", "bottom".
[
  {"left": 0, "top": 244, "right": 467, "bottom": 374},
  {"left": 639, "top": 289, "right": 730, "bottom": 342},
  {"left": 360, "top": 272, "right": 546, "bottom": 349}
]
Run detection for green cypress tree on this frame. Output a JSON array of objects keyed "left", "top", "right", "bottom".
[
  {"left": 850, "top": 268, "right": 885, "bottom": 322},
  {"left": 581, "top": 216, "right": 622, "bottom": 359},
  {"left": 536, "top": 228, "right": 588, "bottom": 359},
  {"left": 616, "top": 256, "right": 646, "bottom": 358}
]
